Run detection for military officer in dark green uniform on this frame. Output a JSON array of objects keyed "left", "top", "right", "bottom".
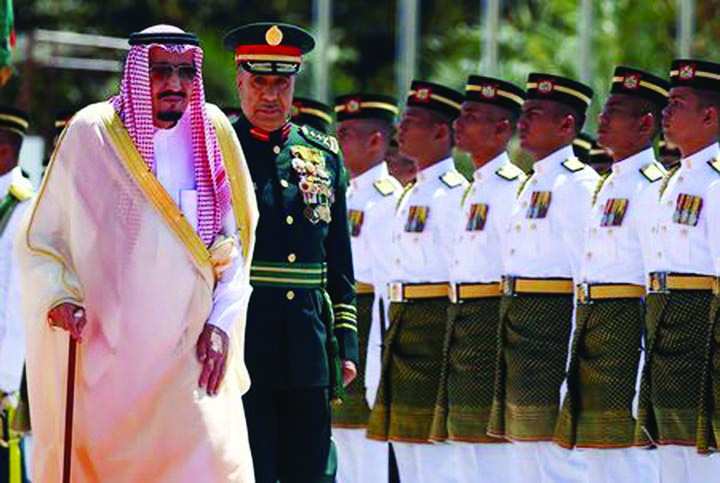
[{"left": 223, "top": 23, "right": 358, "bottom": 483}]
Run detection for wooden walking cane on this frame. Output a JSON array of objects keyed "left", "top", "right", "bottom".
[{"left": 62, "top": 333, "right": 78, "bottom": 483}]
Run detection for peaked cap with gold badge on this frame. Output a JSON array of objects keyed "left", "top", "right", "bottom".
[
  {"left": 223, "top": 22, "right": 315, "bottom": 75},
  {"left": 292, "top": 97, "right": 334, "bottom": 133},
  {"left": 465, "top": 75, "right": 526, "bottom": 116},
  {"left": 610, "top": 66, "right": 669, "bottom": 108},
  {"left": 334, "top": 93, "right": 398, "bottom": 124},
  {"left": 526, "top": 73, "right": 594, "bottom": 116},
  {"left": 0, "top": 106, "right": 29, "bottom": 137},
  {"left": 406, "top": 80, "right": 463, "bottom": 120},
  {"left": 669, "top": 58, "right": 720, "bottom": 91}
]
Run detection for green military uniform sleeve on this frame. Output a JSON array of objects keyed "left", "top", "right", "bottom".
[{"left": 325, "top": 151, "right": 359, "bottom": 364}]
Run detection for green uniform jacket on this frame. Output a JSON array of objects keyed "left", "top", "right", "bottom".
[{"left": 234, "top": 115, "right": 358, "bottom": 390}]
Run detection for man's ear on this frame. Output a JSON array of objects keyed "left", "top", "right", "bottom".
[
  {"left": 702, "top": 104, "right": 718, "bottom": 130},
  {"left": 560, "top": 114, "right": 576, "bottom": 136},
  {"left": 638, "top": 111, "right": 655, "bottom": 136}
]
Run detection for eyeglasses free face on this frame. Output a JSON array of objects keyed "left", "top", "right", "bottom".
[{"left": 149, "top": 63, "right": 198, "bottom": 82}]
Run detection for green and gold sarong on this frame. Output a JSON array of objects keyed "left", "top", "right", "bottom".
[
  {"left": 696, "top": 295, "right": 720, "bottom": 453},
  {"left": 487, "top": 294, "right": 573, "bottom": 441},
  {"left": 555, "top": 299, "right": 644, "bottom": 448},
  {"left": 332, "top": 292, "right": 373, "bottom": 428},
  {"left": 368, "top": 299, "right": 448, "bottom": 442},
  {"left": 431, "top": 298, "right": 507, "bottom": 443},
  {"left": 635, "top": 291, "right": 713, "bottom": 446}
]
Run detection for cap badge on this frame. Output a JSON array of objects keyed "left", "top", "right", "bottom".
[
  {"left": 623, "top": 74, "right": 640, "bottom": 89},
  {"left": 537, "top": 80, "right": 554, "bottom": 94},
  {"left": 346, "top": 99, "right": 361, "bottom": 113},
  {"left": 480, "top": 84, "right": 497, "bottom": 98},
  {"left": 415, "top": 88, "right": 432, "bottom": 102},
  {"left": 265, "top": 25, "right": 283, "bottom": 46},
  {"left": 679, "top": 64, "right": 696, "bottom": 80}
]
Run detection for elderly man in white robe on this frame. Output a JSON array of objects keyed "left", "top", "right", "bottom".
[{"left": 16, "top": 25, "right": 258, "bottom": 482}]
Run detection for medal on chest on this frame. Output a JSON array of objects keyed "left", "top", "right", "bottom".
[
  {"left": 673, "top": 193, "right": 703, "bottom": 226},
  {"left": 526, "top": 191, "right": 552, "bottom": 219},
  {"left": 404, "top": 206, "right": 430, "bottom": 233},
  {"left": 291, "top": 146, "right": 334, "bottom": 224},
  {"left": 465, "top": 203, "right": 489, "bottom": 231},
  {"left": 600, "top": 198, "right": 629, "bottom": 227}
]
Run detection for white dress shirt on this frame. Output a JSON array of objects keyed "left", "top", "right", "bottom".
[
  {"left": 647, "top": 142, "right": 720, "bottom": 276},
  {"left": 153, "top": 113, "right": 250, "bottom": 334},
  {"left": 392, "top": 157, "right": 469, "bottom": 284},
  {"left": 504, "top": 145, "right": 600, "bottom": 282},
  {"left": 581, "top": 148, "right": 665, "bottom": 285},
  {"left": 0, "top": 168, "right": 31, "bottom": 392},
  {"left": 450, "top": 152, "right": 525, "bottom": 284},
  {"left": 347, "top": 161, "right": 402, "bottom": 406}
]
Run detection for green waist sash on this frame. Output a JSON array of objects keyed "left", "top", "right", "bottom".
[{"left": 250, "top": 261, "right": 327, "bottom": 288}]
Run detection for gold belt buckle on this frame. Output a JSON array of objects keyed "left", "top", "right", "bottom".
[
  {"left": 648, "top": 272, "right": 668, "bottom": 294},
  {"left": 388, "top": 282, "right": 404, "bottom": 303},
  {"left": 502, "top": 276, "right": 515, "bottom": 296},
  {"left": 577, "top": 282, "right": 591, "bottom": 305}
]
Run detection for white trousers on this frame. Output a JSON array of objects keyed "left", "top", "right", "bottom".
[
  {"left": 448, "top": 442, "right": 520, "bottom": 483},
  {"left": 584, "top": 448, "right": 659, "bottom": 483},
  {"left": 393, "top": 441, "right": 464, "bottom": 483},
  {"left": 657, "top": 446, "right": 720, "bottom": 483},
  {"left": 512, "top": 442, "right": 587, "bottom": 483},
  {"left": 334, "top": 428, "right": 388, "bottom": 483}
]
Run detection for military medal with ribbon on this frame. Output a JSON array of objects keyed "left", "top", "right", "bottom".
[{"left": 291, "top": 146, "right": 335, "bottom": 224}]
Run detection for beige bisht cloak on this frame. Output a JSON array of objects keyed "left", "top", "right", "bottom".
[{"left": 16, "top": 102, "right": 258, "bottom": 482}]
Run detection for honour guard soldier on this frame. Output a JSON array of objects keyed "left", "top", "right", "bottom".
[
  {"left": 367, "top": 80, "right": 467, "bottom": 482},
  {"left": 0, "top": 107, "right": 31, "bottom": 483},
  {"left": 487, "top": 73, "right": 599, "bottom": 482},
  {"left": 223, "top": 23, "right": 359, "bottom": 483},
  {"left": 641, "top": 59, "right": 720, "bottom": 481},
  {"left": 555, "top": 67, "right": 670, "bottom": 483},
  {"left": 430, "top": 76, "right": 526, "bottom": 483},
  {"left": 333, "top": 93, "right": 401, "bottom": 482},
  {"left": 292, "top": 97, "right": 334, "bottom": 134}
]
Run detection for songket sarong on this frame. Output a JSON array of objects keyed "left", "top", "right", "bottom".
[
  {"left": 635, "top": 291, "right": 713, "bottom": 447},
  {"left": 367, "top": 299, "right": 448, "bottom": 442},
  {"left": 431, "top": 298, "right": 507, "bottom": 443},
  {"left": 696, "top": 295, "right": 720, "bottom": 453},
  {"left": 487, "top": 294, "right": 573, "bottom": 441},
  {"left": 555, "top": 299, "right": 644, "bottom": 448},
  {"left": 333, "top": 293, "right": 373, "bottom": 428}
]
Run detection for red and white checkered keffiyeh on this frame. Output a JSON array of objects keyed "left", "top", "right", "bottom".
[{"left": 111, "top": 38, "right": 231, "bottom": 247}]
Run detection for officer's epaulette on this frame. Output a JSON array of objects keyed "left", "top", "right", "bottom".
[
  {"left": 373, "top": 178, "right": 398, "bottom": 197},
  {"left": 592, "top": 174, "right": 610, "bottom": 206},
  {"left": 495, "top": 163, "right": 524, "bottom": 181},
  {"left": 561, "top": 157, "right": 585, "bottom": 173},
  {"left": 8, "top": 176, "right": 34, "bottom": 202},
  {"left": 439, "top": 170, "right": 466, "bottom": 189},
  {"left": 299, "top": 125, "right": 339, "bottom": 155},
  {"left": 659, "top": 164, "right": 681, "bottom": 197},
  {"left": 639, "top": 161, "right": 666, "bottom": 183},
  {"left": 709, "top": 156, "right": 720, "bottom": 175}
]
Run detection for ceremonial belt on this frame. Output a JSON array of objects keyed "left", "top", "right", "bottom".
[
  {"left": 576, "top": 282, "right": 646, "bottom": 305},
  {"left": 715, "top": 277, "right": 720, "bottom": 296},
  {"left": 388, "top": 282, "right": 449, "bottom": 303},
  {"left": 355, "top": 281, "right": 375, "bottom": 295},
  {"left": 502, "top": 276, "right": 574, "bottom": 296},
  {"left": 449, "top": 282, "right": 503, "bottom": 303},
  {"left": 250, "top": 261, "right": 327, "bottom": 288},
  {"left": 647, "top": 272, "right": 715, "bottom": 294}
]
